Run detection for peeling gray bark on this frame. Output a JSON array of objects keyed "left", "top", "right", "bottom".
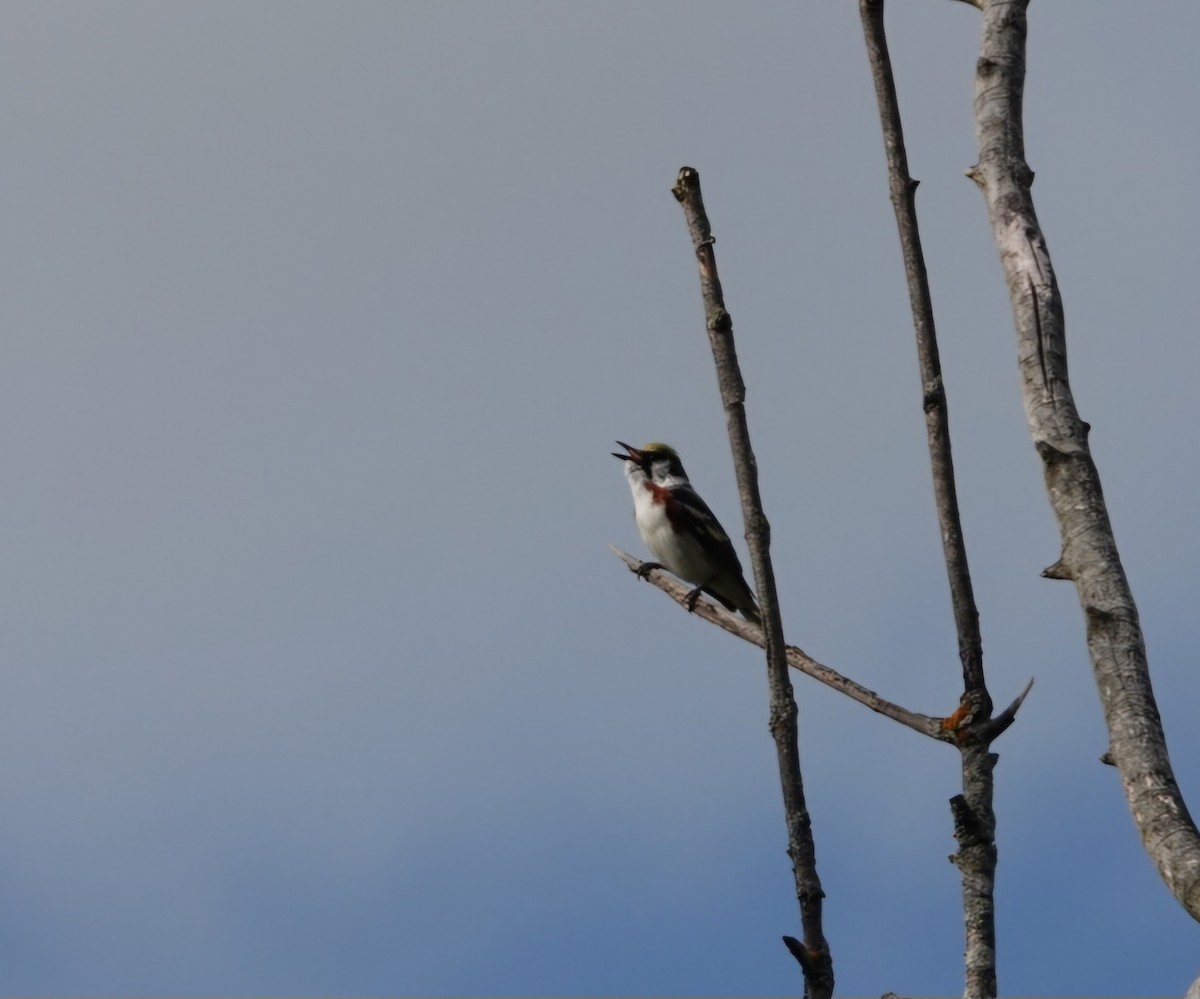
[{"left": 969, "top": 0, "right": 1200, "bottom": 920}]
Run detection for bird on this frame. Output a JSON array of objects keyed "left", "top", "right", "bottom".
[{"left": 613, "top": 441, "right": 760, "bottom": 624}]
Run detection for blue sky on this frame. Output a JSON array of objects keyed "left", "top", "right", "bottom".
[{"left": 1, "top": 2, "right": 1198, "bottom": 994}]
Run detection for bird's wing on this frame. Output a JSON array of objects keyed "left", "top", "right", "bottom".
[{"left": 669, "top": 486, "right": 746, "bottom": 572}]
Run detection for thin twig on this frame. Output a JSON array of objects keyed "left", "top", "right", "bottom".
[
  {"left": 860, "top": 0, "right": 986, "bottom": 707},
  {"left": 611, "top": 546, "right": 947, "bottom": 741},
  {"left": 670, "top": 166, "right": 834, "bottom": 999}
]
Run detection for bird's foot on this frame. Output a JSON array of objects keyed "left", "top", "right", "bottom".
[
  {"left": 684, "top": 586, "right": 703, "bottom": 613},
  {"left": 634, "top": 561, "right": 663, "bottom": 580}
]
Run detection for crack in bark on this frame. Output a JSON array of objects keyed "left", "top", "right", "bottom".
[{"left": 1028, "top": 274, "right": 1050, "bottom": 399}]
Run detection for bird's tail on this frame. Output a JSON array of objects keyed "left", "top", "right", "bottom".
[
  {"left": 709, "top": 574, "right": 760, "bottom": 625},
  {"left": 730, "top": 571, "right": 761, "bottom": 625}
]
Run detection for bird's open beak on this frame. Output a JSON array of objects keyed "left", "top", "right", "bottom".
[{"left": 612, "top": 440, "right": 642, "bottom": 462}]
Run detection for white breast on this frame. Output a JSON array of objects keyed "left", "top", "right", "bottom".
[{"left": 629, "top": 480, "right": 711, "bottom": 584}]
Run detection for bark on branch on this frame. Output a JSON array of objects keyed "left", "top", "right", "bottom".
[
  {"left": 968, "top": 0, "right": 1200, "bottom": 921},
  {"left": 859, "top": 1, "right": 1035, "bottom": 994},
  {"left": 860, "top": 0, "right": 985, "bottom": 707},
  {"left": 671, "top": 166, "right": 834, "bottom": 999},
  {"left": 611, "top": 545, "right": 950, "bottom": 741}
]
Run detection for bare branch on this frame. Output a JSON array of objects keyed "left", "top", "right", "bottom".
[
  {"left": 670, "top": 166, "right": 834, "bottom": 999},
  {"left": 947, "top": 745, "right": 998, "bottom": 997},
  {"left": 859, "top": 1, "right": 1045, "bottom": 993},
  {"left": 970, "top": 0, "right": 1200, "bottom": 920},
  {"left": 860, "top": 0, "right": 986, "bottom": 706},
  {"left": 612, "top": 546, "right": 947, "bottom": 741}
]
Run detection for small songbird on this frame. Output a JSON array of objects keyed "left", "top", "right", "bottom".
[{"left": 613, "top": 441, "right": 760, "bottom": 624}]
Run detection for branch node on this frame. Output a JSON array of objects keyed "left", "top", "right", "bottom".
[
  {"left": 1041, "top": 556, "right": 1073, "bottom": 580},
  {"left": 1084, "top": 603, "right": 1119, "bottom": 625},
  {"left": 706, "top": 306, "right": 732, "bottom": 333},
  {"left": 941, "top": 688, "right": 989, "bottom": 737},
  {"left": 949, "top": 794, "right": 986, "bottom": 847},
  {"left": 782, "top": 937, "right": 834, "bottom": 997},
  {"left": 782, "top": 935, "right": 812, "bottom": 972},
  {"left": 1033, "top": 435, "right": 1084, "bottom": 461},
  {"left": 922, "top": 376, "right": 945, "bottom": 413},
  {"left": 941, "top": 701, "right": 975, "bottom": 735}
]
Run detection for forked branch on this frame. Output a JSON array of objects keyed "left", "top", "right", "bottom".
[{"left": 611, "top": 545, "right": 948, "bottom": 741}]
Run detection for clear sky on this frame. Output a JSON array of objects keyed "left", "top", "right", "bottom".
[{"left": 1, "top": 2, "right": 1197, "bottom": 995}]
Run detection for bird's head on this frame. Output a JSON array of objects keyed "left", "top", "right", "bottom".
[{"left": 612, "top": 441, "right": 689, "bottom": 484}]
